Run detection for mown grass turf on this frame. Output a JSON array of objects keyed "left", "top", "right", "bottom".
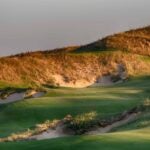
[
  {"left": 116, "top": 111, "right": 150, "bottom": 132},
  {"left": 0, "top": 128, "right": 150, "bottom": 150},
  {"left": 0, "top": 76, "right": 149, "bottom": 138}
]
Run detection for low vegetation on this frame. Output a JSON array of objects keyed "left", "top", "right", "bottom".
[
  {"left": 75, "top": 26, "right": 150, "bottom": 56},
  {"left": 66, "top": 112, "right": 98, "bottom": 134}
]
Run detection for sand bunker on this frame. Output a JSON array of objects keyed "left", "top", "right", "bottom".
[
  {"left": 86, "top": 113, "right": 139, "bottom": 135},
  {"left": 0, "top": 91, "right": 45, "bottom": 104},
  {"left": 0, "top": 107, "right": 141, "bottom": 142},
  {"left": 29, "top": 112, "right": 139, "bottom": 141},
  {"left": 29, "top": 122, "right": 72, "bottom": 140}
]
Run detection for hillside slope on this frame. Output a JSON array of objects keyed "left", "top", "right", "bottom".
[
  {"left": 0, "top": 26, "right": 150, "bottom": 88},
  {"left": 76, "top": 26, "right": 150, "bottom": 56}
]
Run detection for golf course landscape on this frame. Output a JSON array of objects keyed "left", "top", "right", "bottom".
[{"left": 0, "top": 26, "right": 150, "bottom": 149}]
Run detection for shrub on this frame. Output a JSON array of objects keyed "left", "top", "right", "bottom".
[{"left": 67, "top": 112, "right": 98, "bottom": 134}]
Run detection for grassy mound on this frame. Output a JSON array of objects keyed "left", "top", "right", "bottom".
[
  {"left": 75, "top": 26, "right": 150, "bottom": 56},
  {"left": 0, "top": 26, "right": 150, "bottom": 88}
]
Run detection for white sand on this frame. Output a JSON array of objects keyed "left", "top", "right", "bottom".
[{"left": 0, "top": 91, "right": 45, "bottom": 104}]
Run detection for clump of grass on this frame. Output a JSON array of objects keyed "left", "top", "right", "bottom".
[
  {"left": 143, "top": 98, "right": 150, "bottom": 109},
  {"left": 66, "top": 112, "right": 98, "bottom": 134},
  {"left": 0, "top": 129, "right": 33, "bottom": 142},
  {"left": 34, "top": 120, "right": 59, "bottom": 133}
]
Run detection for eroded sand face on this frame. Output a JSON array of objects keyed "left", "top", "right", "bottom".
[{"left": 51, "top": 64, "right": 128, "bottom": 88}]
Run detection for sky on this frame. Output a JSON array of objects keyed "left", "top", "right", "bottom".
[{"left": 0, "top": 0, "right": 150, "bottom": 56}]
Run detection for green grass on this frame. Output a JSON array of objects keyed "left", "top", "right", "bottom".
[
  {"left": 0, "top": 76, "right": 149, "bottom": 149},
  {"left": 0, "top": 81, "right": 30, "bottom": 90},
  {"left": 0, "top": 128, "right": 149, "bottom": 150},
  {"left": 116, "top": 111, "right": 150, "bottom": 132},
  {"left": 0, "top": 76, "right": 149, "bottom": 138}
]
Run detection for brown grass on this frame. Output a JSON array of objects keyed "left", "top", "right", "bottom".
[
  {"left": 0, "top": 51, "right": 150, "bottom": 87},
  {"left": 0, "top": 26, "right": 150, "bottom": 87},
  {"left": 75, "top": 26, "right": 150, "bottom": 56}
]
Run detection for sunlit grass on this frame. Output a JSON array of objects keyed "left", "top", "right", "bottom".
[{"left": 0, "top": 76, "right": 149, "bottom": 138}]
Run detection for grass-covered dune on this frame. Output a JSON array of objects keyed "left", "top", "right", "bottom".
[
  {"left": 76, "top": 26, "right": 150, "bottom": 56},
  {"left": 0, "top": 26, "right": 150, "bottom": 88},
  {"left": 0, "top": 51, "right": 149, "bottom": 88}
]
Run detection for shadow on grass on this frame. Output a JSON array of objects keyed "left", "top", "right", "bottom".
[{"left": 0, "top": 75, "right": 149, "bottom": 138}]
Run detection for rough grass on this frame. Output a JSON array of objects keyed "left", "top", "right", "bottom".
[
  {"left": 0, "top": 26, "right": 150, "bottom": 88},
  {"left": 75, "top": 26, "right": 150, "bottom": 56},
  {"left": 0, "top": 50, "right": 150, "bottom": 88}
]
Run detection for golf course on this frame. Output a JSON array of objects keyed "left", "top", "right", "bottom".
[{"left": 0, "top": 26, "right": 150, "bottom": 149}]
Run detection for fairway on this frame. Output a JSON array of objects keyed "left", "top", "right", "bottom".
[{"left": 0, "top": 76, "right": 149, "bottom": 149}]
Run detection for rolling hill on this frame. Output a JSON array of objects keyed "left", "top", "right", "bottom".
[
  {"left": 75, "top": 26, "right": 150, "bottom": 55},
  {"left": 0, "top": 26, "right": 150, "bottom": 89}
]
